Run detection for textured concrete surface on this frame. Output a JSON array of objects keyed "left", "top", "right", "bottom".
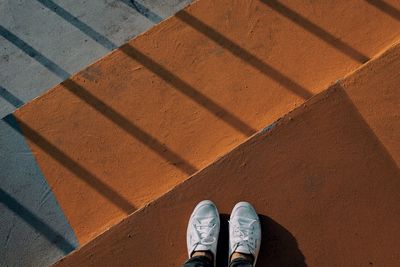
[
  {"left": 56, "top": 40, "right": 400, "bottom": 267},
  {"left": 0, "top": 0, "right": 192, "bottom": 118},
  {"left": 0, "top": 115, "right": 78, "bottom": 267},
  {"left": 2, "top": 0, "right": 400, "bottom": 265},
  {"left": 8, "top": 0, "right": 400, "bottom": 247},
  {"left": 12, "top": 0, "right": 400, "bottom": 245}
]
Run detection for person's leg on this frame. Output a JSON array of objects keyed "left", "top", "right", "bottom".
[
  {"left": 183, "top": 255, "right": 213, "bottom": 267},
  {"left": 183, "top": 200, "right": 220, "bottom": 267},
  {"left": 228, "top": 202, "right": 262, "bottom": 267},
  {"left": 229, "top": 257, "right": 253, "bottom": 267}
]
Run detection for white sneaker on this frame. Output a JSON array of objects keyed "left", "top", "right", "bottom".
[
  {"left": 229, "top": 202, "right": 261, "bottom": 265},
  {"left": 186, "top": 200, "right": 220, "bottom": 265}
]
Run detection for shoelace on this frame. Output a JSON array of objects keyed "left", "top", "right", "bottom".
[
  {"left": 193, "top": 219, "right": 217, "bottom": 246},
  {"left": 229, "top": 219, "right": 257, "bottom": 253}
]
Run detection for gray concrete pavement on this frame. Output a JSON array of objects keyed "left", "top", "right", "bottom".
[{"left": 0, "top": 0, "right": 192, "bottom": 118}]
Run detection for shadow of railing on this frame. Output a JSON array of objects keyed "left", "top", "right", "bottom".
[
  {"left": 261, "top": 0, "right": 370, "bottom": 63},
  {"left": 365, "top": 0, "right": 400, "bottom": 21},
  {"left": 0, "top": 25, "right": 69, "bottom": 80},
  {"left": 175, "top": 10, "right": 314, "bottom": 100},
  {"left": 1, "top": 25, "right": 197, "bottom": 174},
  {"left": 62, "top": 79, "right": 198, "bottom": 174},
  {"left": 119, "top": 0, "right": 163, "bottom": 23},
  {"left": 0, "top": 86, "right": 24, "bottom": 108},
  {"left": 120, "top": 44, "right": 257, "bottom": 136},
  {"left": 2, "top": 13, "right": 257, "bottom": 137},
  {"left": 20, "top": 0, "right": 307, "bottom": 133},
  {"left": 35, "top": 0, "right": 117, "bottom": 50},
  {"left": 0, "top": 187, "right": 76, "bottom": 254},
  {"left": 3, "top": 114, "right": 136, "bottom": 214}
]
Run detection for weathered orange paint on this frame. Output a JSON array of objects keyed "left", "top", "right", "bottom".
[
  {"left": 14, "top": 0, "right": 400, "bottom": 245},
  {"left": 56, "top": 41, "right": 400, "bottom": 266}
]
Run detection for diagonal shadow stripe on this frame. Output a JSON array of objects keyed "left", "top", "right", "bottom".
[
  {"left": 0, "top": 25, "right": 69, "bottom": 80},
  {"left": 2, "top": 21, "right": 255, "bottom": 137},
  {"left": 62, "top": 79, "right": 198, "bottom": 174},
  {"left": 175, "top": 10, "right": 314, "bottom": 100},
  {"left": 6, "top": 1, "right": 258, "bottom": 136},
  {"left": 119, "top": 0, "right": 163, "bottom": 23},
  {"left": 35, "top": 0, "right": 117, "bottom": 50},
  {"left": 3, "top": 115, "right": 136, "bottom": 214},
  {"left": 120, "top": 44, "right": 258, "bottom": 136},
  {"left": 261, "top": 0, "right": 370, "bottom": 63},
  {"left": 0, "top": 187, "right": 76, "bottom": 254},
  {"left": 0, "top": 86, "right": 24, "bottom": 108},
  {"left": 365, "top": 0, "right": 400, "bottom": 21},
  {"left": 0, "top": 26, "right": 197, "bottom": 174}
]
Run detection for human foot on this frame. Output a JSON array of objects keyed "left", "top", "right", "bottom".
[
  {"left": 229, "top": 202, "right": 261, "bottom": 265},
  {"left": 187, "top": 200, "right": 220, "bottom": 266}
]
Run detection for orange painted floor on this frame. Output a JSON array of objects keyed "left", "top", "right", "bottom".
[
  {"left": 13, "top": 0, "right": 400, "bottom": 245},
  {"left": 55, "top": 40, "right": 400, "bottom": 267}
]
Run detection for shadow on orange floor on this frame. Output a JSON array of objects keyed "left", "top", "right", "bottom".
[
  {"left": 5, "top": 0, "right": 400, "bottom": 253},
  {"left": 175, "top": 10, "right": 314, "bottom": 100},
  {"left": 216, "top": 214, "right": 307, "bottom": 267},
  {"left": 54, "top": 80, "right": 400, "bottom": 266},
  {"left": 119, "top": 44, "right": 258, "bottom": 137},
  {"left": 0, "top": 26, "right": 197, "bottom": 212},
  {"left": 62, "top": 79, "right": 199, "bottom": 175},
  {"left": 4, "top": 115, "right": 136, "bottom": 214},
  {"left": 366, "top": 0, "right": 400, "bottom": 21},
  {"left": 260, "top": 0, "right": 370, "bottom": 63}
]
